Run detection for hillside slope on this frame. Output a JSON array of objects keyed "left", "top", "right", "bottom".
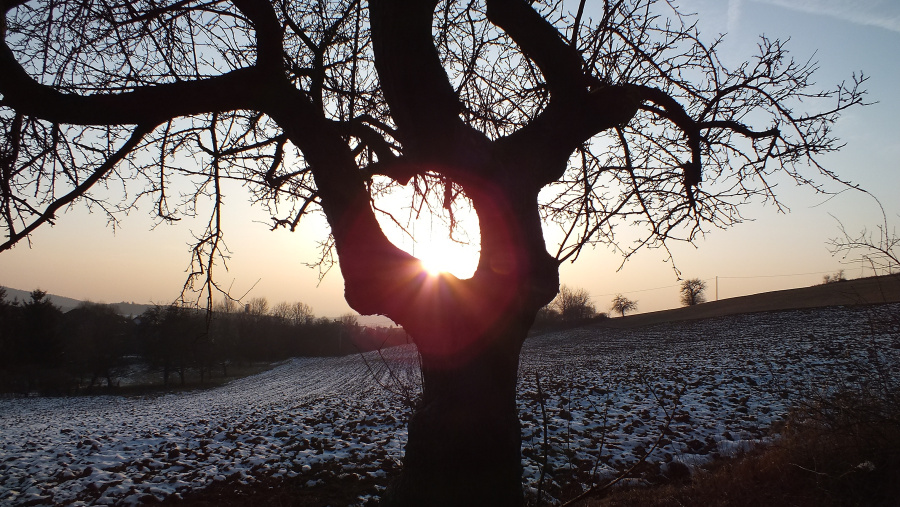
[
  {"left": 601, "top": 273, "right": 900, "bottom": 329},
  {"left": 1, "top": 286, "right": 153, "bottom": 315}
]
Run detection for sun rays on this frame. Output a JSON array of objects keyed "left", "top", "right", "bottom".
[{"left": 415, "top": 240, "right": 479, "bottom": 278}]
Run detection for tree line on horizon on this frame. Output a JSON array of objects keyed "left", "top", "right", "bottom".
[
  {"left": 0, "top": 288, "right": 407, "bottom": 396},
  {"left": 0, "top": 283, "right": 611, "bottom": 395},
  {"left": 0, "top": 278, "right": 710, "bottom": 395}
]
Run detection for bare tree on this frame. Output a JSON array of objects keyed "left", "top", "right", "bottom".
[
  {"left": 339, "top": 313, "right": 359, "bottom": 327},
  {"left": 551, "top": 284, "right": 596, "bottom": 321},
  {"left": 822, "top": 270, "right": 846, "bottom": 284},
  {"left": 829, "top": 215, "right": 900, "bottom": 276},
  {"left": 0, "top": 0, "right": 866, "bottom": 504},
  {"left": 611, "top": 294, "right": 638, "bottom": 317},
  {"left": 680, "top": 278, "right": 707, "bottom": 306},
  {"left": 271, "top": 300, "right": 315, "bottom": 325},
  {"left": 214, "top": 297, "right": 239, "bottom": 315},
  {"left": 288, "top": 301, "right": 315, "bottom": 326},
  {"left": 245, "top": 297, "right": 270, "bottom": 317},
  {"left": 271, "top": 301, "right": 293, "bottom": 322}
]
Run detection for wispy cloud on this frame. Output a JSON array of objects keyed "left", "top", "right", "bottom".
[{"left": 750, "top": 0, "right": 900, "bottom": 34}]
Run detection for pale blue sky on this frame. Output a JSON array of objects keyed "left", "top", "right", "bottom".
[
  {"left": 2, "top": 0, "right": 898, "bottom": 318},
  {"left": 569, "top": 0, "right": 900, "bottom": 311}
]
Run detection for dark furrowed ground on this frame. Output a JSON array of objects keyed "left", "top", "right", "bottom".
[{"left": 2, "top": 302, "right": 897, "bottom": 506}]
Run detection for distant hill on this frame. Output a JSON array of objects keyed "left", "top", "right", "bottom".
[
  {"left": 0, "top": 287, "right": 153, "bottom": 316},
  {"left": 0, "top": 286, "right": 396, "bottom": 325},
  {"left": 600, "top": 273, "right": 900, "bottom": 329}
]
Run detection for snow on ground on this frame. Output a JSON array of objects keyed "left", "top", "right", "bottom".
[
  {"left": 1, "top": 304, "right": 898, "bottom": 506},
  {"left": 518, "top": 303, "right": 899, "bottom": 501}
]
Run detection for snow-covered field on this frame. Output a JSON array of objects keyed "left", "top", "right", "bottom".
[{"left": 2, "top": 304, "right": 898, "bottom": 506}]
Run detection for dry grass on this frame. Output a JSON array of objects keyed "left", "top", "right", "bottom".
[
  {"left": 576, "top": 383, "right": 900, "bottom": 507},
  {"left": 582, "top": 431, "right": 898, "bottom": 505},
  {"left": 577, "top": 296, "right": 900, "bottom": 507}
]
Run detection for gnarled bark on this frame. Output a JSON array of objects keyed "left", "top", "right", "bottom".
[{"left": 384, "top": 312, "right": 531, "bottom": 507}]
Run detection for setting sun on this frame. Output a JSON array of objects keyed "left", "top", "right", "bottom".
[
  {"left": 420, "top": 256, "right": 446, "bottom": 276},
  {"left": 415, "top": 241, "right": 479, "bottom": 279}
]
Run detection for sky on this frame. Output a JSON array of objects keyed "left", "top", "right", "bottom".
[{"left": 1, "top": 0, "right": 899, "bottom": 320}]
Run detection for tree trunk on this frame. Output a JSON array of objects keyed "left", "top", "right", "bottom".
[
  {"left": 384, "top": 347, "right": 526, "bottom": 506},
  {"left": 384, "top": 307, "right": 533, "bottom": 507}
]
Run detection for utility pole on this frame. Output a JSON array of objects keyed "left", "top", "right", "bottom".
[{"left": 715, "top": 276, "right": 719, "bottom": 301}]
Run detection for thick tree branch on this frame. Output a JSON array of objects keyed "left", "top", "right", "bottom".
[
  {"left": 334, "top": 117, "right": 400, "bottom": 166},
  {"left": 486, "top": 0, "right": 587, "bottom": 99},
  {"left": 631, "top": 84, "right": 702, "bottom": 186},
  {"left": 264, "top": 83, "right": 419, "bottom": 318},
  {"left": 699, "top": 120, "right": 779, "bottom": 140},
  {"left": 0, "top": 42, "right": 268, "bottom": 126},
  {"left": 369, "top": 0, "right": 454, "bottom": 135},
  {"left": 0, "top": 123, "right": 153, "bottom": 252},
  {"left": 231, "top": 0, "right": 284, "bottom": 72},
  {"left": 362, "top": 158, "right": 419, "bottom": 185},
  {"left": 369, "top": 0, "right": 490, "bottom": 174},
  {"left": 496, "top": 83, "right": 641, "bottom": 187}
]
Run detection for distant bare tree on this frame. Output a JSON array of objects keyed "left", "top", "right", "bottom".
[
  {"left": 245, "top": 297, "right": 270, "bottom": 317},
  {"left": 289, "top": 302, "right": 315, "bottom": 326},
  {"left": 271, "top": 301, "right": 316, "bottom": 326},
  {"left": 271, "top": 301, "right": 293, "bottom": 322},
  {"left": 339, "top": 313, "right": 359, "bottom": 328},
  {"left": 822, "top": 270, "right": 847, "bottom": 284},
  {"left": 680, "top": 278, "right": 707, "bottom": 306},
  {"left": 611, "top": 294, "right": 638, "bottom": 317},
  {"left": 551, "top": 285, "right": 596, "bottom": 322},
  {"left": 272, "top": 300, "right": 315, "bottom": 326},
  {"left": 214, "top": 297, "right": 239, "bottom": 315},
  {"left": 829, "top": 215, "right": 900, "bottom": 276},
  {"left": 65, "top": 302, "right": 129, "bottom": 390},
  {"left": 138, "top": 305, "right": 200, "bottom": 386}
]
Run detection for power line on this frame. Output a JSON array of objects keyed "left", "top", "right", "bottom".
[
  {"left": 717, "top": 269, "right": 840, "bottom": 280},
  {"left": 592, "top": 268, "right": 841, "bottom": 298},
  {"left": 594, "top": 283, "right": 680, "bottom": 297}
]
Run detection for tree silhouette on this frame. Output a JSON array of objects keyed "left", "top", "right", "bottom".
[
  {"left": 680, "top": 278, "right": 707, "bottom": 306},
  {"left": 551, "top": 284, "right": 596, "bottom": 322},
  {"left": 0, "top": 1, "right": 865, "bottom": 504},
  {"left": 138, "top": 305, "right": 202, "bottom": 386},
  {"left": 0, "top": 287, "right": 17, "bottom": 389},
  {"left": 829, "top": 215, "right": 900, "bottom": 276},
  {"left": 611, "top": 294, "right": 638, "bottom": 317},
  {"left": 64, "top": 302, "right": 130, "bottom": 391},
  {"left": 821, "top": 270, "right": 846, "bottom": 284}
]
